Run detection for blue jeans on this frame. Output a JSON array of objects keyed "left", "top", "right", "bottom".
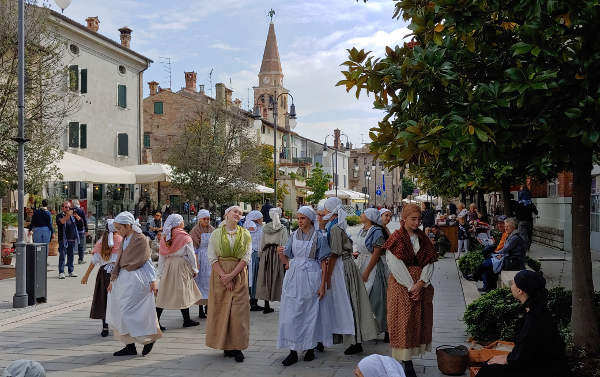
[
  {"left": 77, "top": 231, "right": 86, "bottom": 261},
  {"left": 480, "top": 258, "right": 497, "bottom": 291},
  {"left": 32, "top": 227, "right": 52, "bottom": 244},
  {"left": 59, "top": 241, "right": 75, "bottom": 274}
]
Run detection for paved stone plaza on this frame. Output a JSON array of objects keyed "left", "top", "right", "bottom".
[{"left": 0, "top": 222, "right": 469, "bottom": 376}]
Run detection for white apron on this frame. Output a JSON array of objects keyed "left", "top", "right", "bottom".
[
  {"left": 194, "top": 232, "right": 212, "bottom": 298},
  {"left": 106, "top": 268, "right": 160, "bottom": 344},
  {"left": 278, "top": 230, "right": 322, "bottom": 351},
  {"left": 319, "top": 254, "right": 355, "bottom": 339},
  {"left": 355, "top": 227, "right": 377, "bottom": 294}
]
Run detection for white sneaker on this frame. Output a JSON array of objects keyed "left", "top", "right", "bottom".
[
  {"left": 69, "top": 272, "right": 78, "bottom": 278},
  {"left": 59, "top": 273, "right": 65, "bottom": 279}
]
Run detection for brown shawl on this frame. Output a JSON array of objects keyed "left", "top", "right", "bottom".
[
  {"left": 111, "top": 232, "right": 151, "bottom": 280},
  {"left": 190, "top": 223, "right": 214, "bottom": 249},
  {"left": 383, "top": 226, "right": 438, "bottom": 268}
]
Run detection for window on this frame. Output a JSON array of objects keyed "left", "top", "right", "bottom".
[
  {"left": 117, "top": 133, "right": 128, "bottom": 156},
  {"left": 353, "top": 170, "right": 358, "bottom": 178},
  {"left": 117, "top": 84, "right": 127, "bottom": 108},
  {"left": 344, "top": 175, "right": 347, "bottom": 188},
  {"left": 353, "top": 158, "right": 357, "bottom": 164},
  {"left": 364, "top": 157, "right": 367, "bottom": 165},
  {"left": 80, "top": 69, "right": 87, "bottom": 94},
  {"left": 68, "top": 122, "right": 86, "bottom": 148},
  {"left": 118, "top": 65, "right": 126, "bottom": 75},
  {"left": 547, "top": 179, "right": 558, "bottom": 198},
  {"left": 261, "top": 125, "right": 265, "bottom": 134},
  {"left": 69, "top": 65, "right": 78, "bottom": 91},
  {"left": 143, "top": 133, "right": 151, "bottom": 148},
  {"left": 153, "top": 101, "right": 163, "bottom": 114},
  {"left": 69, "top": 44, "right": 79, "bottom": 55}
]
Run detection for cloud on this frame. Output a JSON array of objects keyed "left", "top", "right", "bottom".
[{"left": 209, "top": 42, "right": 242, "bottom": 52}]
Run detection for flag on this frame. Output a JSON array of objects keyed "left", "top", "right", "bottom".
[{"left": 382, "top": 172, "right": 386, "bottom": 192}]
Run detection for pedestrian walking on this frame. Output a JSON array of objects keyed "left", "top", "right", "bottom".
[
  {"left": 278, "top": 206, "right": 329, "bottom": 366},
  {"left": 156, "top": 214, "right": 202, "bottom": 330},
  {"left": 56, "top": 202, "right": 80, "bottom": 279},
  {"left": 80, "top": 220, "right": 122, "bottom": 337},
  {"left": 106, "top": 212, "right": 161, "bottom": 356},
  {"left": 515, "top": 198, "right": 538, "bottom": 253},
  {"left": 355, "top": 208, "right": 389, "bottom": 341},
  {"left": 28, "top": 199, "right": 53, "bottom": 250},
  {"left": 260, "top": 199, "right": 274, "bottom": 223},
  {"left": 72, "top": 200, "right": 88, "bottom": 264},
  {"left": 189, "top": 209, "right": 213, "bottom": 318},
  {"left": 323, "top": 197, "right": 378, "bottom": 355},
  {"left": 205, "top": 206, "right": 251, "bottom": 363},
  {"left": 383, "top": 204, "right": 437, "bottom": 377},
  {"left": 457, "top": 215, "right": 469, "bottom": 258},
  {"left": 161, "top": 199, "right": 172, "bottom": 217},
  {"left": 256, "top": 207, "right": 288, "bottom": 313},
  {"left": 244, "top": 210, "right": 264, "bottom": 311}
]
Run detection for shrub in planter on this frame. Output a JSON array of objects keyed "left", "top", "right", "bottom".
[
  {"left": 463, "top": 288, "right": 522, "bottom": 341},
  {"left": 458, "top": 251, "right": 484, "bottom": 277},
  {"left": 346, "top": 215, "right": 360, "bottom": 226},
  {"left": 526, "top": 256, "right": 542, "bottom": 272}
]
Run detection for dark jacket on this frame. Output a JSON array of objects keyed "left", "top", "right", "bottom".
[
  {"left": 515, "top": 202, "right": 538, "bottom": 223},
  {"left": 458, "top": 223, "right": 469, "bottom": 240},
  {"left": 73, "top": 207, "right": 88, "bottom": 232},
  {"left": 260, "top": 203, "right": 274, "bottom": 223},
  {"left": 29, "top": 208, "right": 54, "bottom": 235},
  {"left": 422, "top": 208, "right": 435, "bottom": 228},
  {"left": 497, "top": 231, "right": 526, "bottom": 271},
  {"left": 56, "top": 212, "right": 79, "bottom": 243}
]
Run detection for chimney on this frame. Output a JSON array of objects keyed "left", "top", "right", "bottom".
[
  {"left": 225, "top": 87, "right": 233, "bottom": 105},
  {"left": 334, "top": 129, "right": 341, "bottom": 150},
  {"left": 148, "top": 81, "right": 159, "bottom": 96},
  {"left": 184, "top": 71, "right": 197, "bottom": 91},
  {"left": 85, "top": 17, "right": 99, "bottom": 32},
  {"left": 118, "top": 27, "right": 132, "bottom": 48},
  {"left": 199, "top": 84, "right": 205, "bottom": 95},
  {"left": 215, "top": 83, "right": 225, "bottom": 105}
]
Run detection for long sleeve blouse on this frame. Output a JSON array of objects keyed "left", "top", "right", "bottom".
[
  {"left": 207, "top": 228, "right": 252, "bottom": 266},
  {"left": 157, "top": 242, "right": 198, "bottom": 279},
  {"left": 386, "top": 233, "right": 434, "bottom": 289}
]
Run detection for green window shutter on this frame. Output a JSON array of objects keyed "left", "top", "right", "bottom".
[
  {"left": 118, "top": 84, "right": 127, "bottom": 108},
  {"left": 143, "top": 133, "right": 151, "bottom": 148},
  {"left": 68, "top": 122, "right": 79, "bottom": 147},
  {"left": 69, "top": 65, "right": 78, "bottom": 91},
  {"left": 153, "top": 101, "right": 163, "bottom": 114},
  {"left": 79, "top": 124, "right": 87, "bottom": 148},
  {"left": 80, "top": 69, "right": 87, "bottom": 94},
  {"left": 117, "top": 133, "right": 128, "bottom": 156}
]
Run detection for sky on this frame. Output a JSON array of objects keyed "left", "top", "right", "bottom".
[{"left": 50, "top": 0, "right": 411, "bottom": 147}]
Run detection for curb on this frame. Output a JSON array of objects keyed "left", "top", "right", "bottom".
[{"left": 0, "top": 296, "right": 91, "bottom": 332}]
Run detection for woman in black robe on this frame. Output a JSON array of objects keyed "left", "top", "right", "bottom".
[{"left": 477, "top": 270, "right": 570, "bottom": 377}]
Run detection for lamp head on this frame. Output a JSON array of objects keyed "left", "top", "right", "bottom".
[
  {"left": 289, "top": 103, "right": 296, "bottom": 119},
  {"left": 323, "top": 141, "right": 327, "bottom": 151}
]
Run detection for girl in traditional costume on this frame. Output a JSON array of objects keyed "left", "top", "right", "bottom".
[
  {"left": 205, "top": 206, "right": 251, "bottom": 363},
  {"left": 323, "top": 197, "right": 377, "bottom": 355},
  {"left": 383, "top": 204, "right": 438, "bottom": 377},
  {"left": 190, "top": 209, "right": 213, "bottom": 318},
  {"left": 256, "top": 207, "right": 288, "bottom": 313},
  {"left": 243, "top": 210, "right": 264, "bottom": 311},
  {"left": 81, "top": 219, "right": 122, "bottom": 337},
  {"left": 156, "top": 214, "right": 203, "bottom": 329},
  {"left": 278, "top": 206, "right": 330, "bottom": 366},
  {"left": 106, "top": 212, "right": 161, "bottom": 356}
]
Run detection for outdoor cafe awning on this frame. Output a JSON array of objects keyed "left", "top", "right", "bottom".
[
  {"left": 54, "top": 152, "right": 136, "bottom": 184},
  {"left": 122, "top": 163, "right": 173, "bottom": 184},
  {"left": 252, "top": 184, "right": 274, "bottom": 194}
]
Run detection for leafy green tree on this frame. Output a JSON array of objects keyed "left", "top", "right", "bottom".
[
  {"left": 401, "top": 176, "right": 415, "bottom": 199},
  {"left": 305, "top": 163, "right": 331, "bottom": 206},
  {"left": 342, "top": 0, "right": 600, "bottom": 352}
]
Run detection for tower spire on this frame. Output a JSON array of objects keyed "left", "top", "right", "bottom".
[{"left": 259, "top": 22, "right": 283, "bottom": 79}]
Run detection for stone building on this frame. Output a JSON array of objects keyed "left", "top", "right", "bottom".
[{"left": 349, "top": 145, "right": 402, "bottom": 208}]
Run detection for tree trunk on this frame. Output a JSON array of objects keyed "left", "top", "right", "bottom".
[
  {"left": 570, "top": 146, "right": 600, "bottom": 354},
  {"left": 461, "top": 191, "right": 467, "bottom": 205},
  {"left": 502, "top": 180, "right": 512, "bottom": 216},
  {"left": 469, "top": 190, "right": 474, "bottom": 205},
  {"left": 477, "top": 189, "right": 488, "bottom": 220}
]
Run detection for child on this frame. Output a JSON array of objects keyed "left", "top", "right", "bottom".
[
  {"left": 457, "top": 215, "right": 469, "bottom": 258},
  {"left": 81, "top": 220, "right": 122, "bottom": 337}
]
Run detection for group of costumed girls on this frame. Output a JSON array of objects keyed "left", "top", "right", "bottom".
[{"left": 81, "top": 201, "right": 437, "bottom": 376}]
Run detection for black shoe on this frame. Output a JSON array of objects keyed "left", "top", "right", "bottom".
[
  {"left": 383, "top": 332, "right": 390, "bottom": 343},
  {"left": 250, "top": 304, "right": 264, "bottom": 312},
  {"left": 403, "top": 360, "right": 417, "bottom": 377},
  {"left": 282, "top": 351, "right": 298, "bottom": 366},
  {"left": 233, "top": 350, "right": 244, "bottom": 362},
  {"left": 263, "top": 307, "right": 274, "bottom": 314},
  {"left": 315, "top": 342, "right": 324, "bottom": 352},
  {"left": 114, "top": 343, "right": 137, "bottom": 356},
  {"left": 159, "top": 324, "right": 166, "bottom": 331},
  {"left": 344, "top": 343, "right": 363, "bottom": 355},
  {"left": 142, "top": 342, "right": 155, "bottom": 356},
  {"left": 303, "top": 349, "right": 315, "bottom": 362},
  {"left": 224, "top": 350, "right": 235, "bottom": 357},
  {"left": 183, "top": 320, "right": 199, "bottom": 327},
  {"left": 199, "top": 305, "right": 206, "bottom": 319},
  {"left": 101, "top": 327, "right": 109, "bottom": 337}
]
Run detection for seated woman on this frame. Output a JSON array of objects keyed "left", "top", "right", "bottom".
[
  {"left": 354, "top": 354, "right": 406, "bottom": 377},
  {"left": 477, "top": 270, "right": 570, "bottom": 377}
]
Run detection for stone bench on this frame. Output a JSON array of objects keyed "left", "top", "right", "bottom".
[{"left": 498, "top": 266, "right": 534, "bottom": 289}]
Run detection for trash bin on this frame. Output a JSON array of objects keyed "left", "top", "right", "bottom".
[{"left": 26, "top": 243, "right": 47, "bottom": 306}]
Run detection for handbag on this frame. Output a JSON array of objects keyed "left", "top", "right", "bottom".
[{"left": 436, "top": 345, "right": 469, "bottom": 375}]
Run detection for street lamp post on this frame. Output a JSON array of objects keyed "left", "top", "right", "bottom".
[
  {"left": 371, "top": 161, "right": 377, "bottom": 208},
  {"left": 323, "top": 133, "right": 350, "bottom": 197},
  {"left": 365, "top": 170, "right": 371, "bottom": 207},
  {"left": 252, "top": 91, "right": 297, "bottom": 205}
]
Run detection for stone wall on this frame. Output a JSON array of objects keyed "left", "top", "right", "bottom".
[{"left": 532, "top": 225, "right": 565, "bottom": 250}]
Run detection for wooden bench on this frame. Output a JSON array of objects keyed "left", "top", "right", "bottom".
[{"left": 498, "top": 266, "right": 534, "bottom": 289}]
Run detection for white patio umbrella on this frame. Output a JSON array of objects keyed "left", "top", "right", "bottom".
[
  {"left": 324, "top": 189, "right": 351, "bottom": 199},
  {"left": 54, "top": 152, "right": 136, "bottom": 184},
  {"left": 252, "top": 184, "right": 274, "bottom": 194},
  {"left": 121, "top": 163, "right": 173, "bottom": 183}
]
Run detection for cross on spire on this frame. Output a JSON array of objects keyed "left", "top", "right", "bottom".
[{"left": 268, "top": 8, "right": 276, "bottom": 23}]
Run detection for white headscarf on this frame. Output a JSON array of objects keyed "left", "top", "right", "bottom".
[
  {"left": 323, "top": 197, "right": 347, "bottom": 230},
  {"left": 379, "top": 208, "right": 391, "bottom": 216},
  {"left": 243, "top": 210, "right": 263, "bottom": 229},
  {"left": 364, "top": 208, "right": 380, "bottom": 225},
  {"left": 114, "top": 211, "right": 142, "bottom": 233},
  {"left": 195, "top": 209, "right": 210, "bottom": 221},
  {"left": 163, "top": 214, "right": 184, "bottom": 241},
  {"left": 357, "top": 354, "right": 406, "bottom": 377},
  {"left": 2, "top": 360, "right": 46, "bottom": 377},
  {"left": 269, "top": 207, "right": 282, "bottom": 229},
  {"left": 297, "top": 206, "right": 316, "bottom": 222},
  {"left": 106, "top": 219, "right": 116, "bottom": 248},
  {"left": 224, "top": 206, "right": 241, "bottom": 218}
]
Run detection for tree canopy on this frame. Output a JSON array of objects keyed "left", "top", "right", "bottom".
[{"left": 305, "top": 163, "right": 331, "bottom": 206}]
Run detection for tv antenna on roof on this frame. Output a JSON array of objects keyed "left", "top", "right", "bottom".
[
  {"left": 159, "top": 57, "right": 173, "bottom": 89},
  {"left": 208, "top": 68, "right": 214, "bottom": 97}
]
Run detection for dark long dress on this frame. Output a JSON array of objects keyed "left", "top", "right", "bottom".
[{"left": 477, "top": 299, "right": 570, "bottom": 377}]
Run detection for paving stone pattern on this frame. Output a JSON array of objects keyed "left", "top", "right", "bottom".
[{"left": 0, "top": 222, "right": 469, "bottom": 377}]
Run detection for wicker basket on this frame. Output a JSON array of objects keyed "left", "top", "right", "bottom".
[{"left": 436, "top": 345, "right": 469, "bottom": 376}]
